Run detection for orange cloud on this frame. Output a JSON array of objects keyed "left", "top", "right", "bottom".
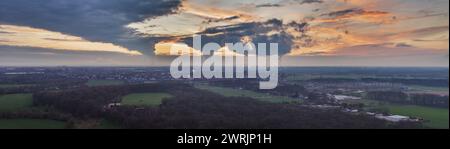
[
  {"left": 327, "top": 44, "right": 447, "bottom": 57},
  {"left": 288, "top": 26, "right": 379, "bottom": 56},
  {"left": 385, "top": 26, "right": 449, "bottom": 50},
  {"left": 288, "top": 25, "right": 449, "bottom": 56},
  {"left": 0, "top": 24, "right": 142, "bottom": 55},
  {"left": 154, "top": 41, "right": 202, "bottom": 56},
  {"left": 128, "top": 0, "right": 448, "bottom": 58},
  {"left": 334, "top": 0, "right": 385, "bottom": 10},
  {"left": 316, "top": 9, "right": 395, "bottom": 24},
  {"left": 214, "top": 46, "right": 245, "bottom": 57},
  {"left": 180, "top": 0, "right": 256, "bottom": 22},
  {"left": 126, "top": 0, "right": 259, "bottom": 37},
  {"left": 154, "top": 37, "right": 245, "bottom": 57}
]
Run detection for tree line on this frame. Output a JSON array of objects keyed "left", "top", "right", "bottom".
[
  {"left": 309, "top": 78, "right": 449, "bottom": 87},
  {"left": 366, "top": 91, "right": 449, "bottom": 108}
]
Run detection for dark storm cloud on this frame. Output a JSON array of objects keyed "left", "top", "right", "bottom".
[
  {"left": 256, "top": 4, "right": 282, "bottom": 8},
  {"left": 321, "top": 8, "right": 388, "bottom": 18},
  {"left": 323, "top": 8, "right": 362, "bottom": 17},
  {"left": 205, "top": 16, "right": 241, "bottom": 23},
  {"left": 395, "top": 43, "right": 414, "bottom": 48},
  {"left": 0, "top": 0, "right": 181, "bottom": 54},
  {"left": 179, "top": 19, "right": 309, "bottom": 55},
  {"left": 299, "top": 0, "right": 323, "bottom": 4},
  {"left": 256, "top": 0, "right": 322, "bottom": 8}
]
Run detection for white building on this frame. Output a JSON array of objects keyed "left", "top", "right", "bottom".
[
  {"left": 333, "top": 95, "right": 362, "bottom": 101},
  {"left": 375, "top": 115, "right": 411, "bottom": 122}
]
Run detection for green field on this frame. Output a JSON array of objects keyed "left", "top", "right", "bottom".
[
  {"left": 0, "top": 119, "right": 66, "bottom": 129},
  {"left": 86, "top": 80, "right": 124, "bottom": 87},
  {"left": 345, "top": 99, "right": 449, "bottom": 129},
  {"left": 0, "top": 94, "right": 33, "bottom": 112},
  {"left": 286, "top": 74, "right": 365, "bottom": 81},
  {"left": 0, "top": 84, "right": 34, "bottom": 89},
  {"left": 121, "top": 93, "right": 173, "bottom": 106},
  {"left": 382, "top": 105, "right": 449, "bottom": 129},
  {"left": 195, "top": 85, "right": 299, "bottom": 103},
  {"left": 407, "top": 85, "right": 449, "bottom": 95}
]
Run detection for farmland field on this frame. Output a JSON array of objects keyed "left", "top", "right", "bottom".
[
  {"left": 0, "top": 84, "right": 34, "bottom": 88},
  {"left": 382, "top": 105, "right": 449, "bottom": 129},
  {"left": 195, "top": 85, "right": 299, "bottom": 103},
  {"left": 346, "top": 99, "right": 449, "bottom": 129},
  {"left": 0, "top": 119, "right": 66, "bottom": 129},
  {"left": 407, "top": 85, "right": 449, "bottom": 95},
  {"left": 0, "top": 94, "right": 33, "bottom": 112},
  {"left": 121, "top": 93, "right": 172, "bottom": 106},
  {"left": 86, "top": 80, "right": 124, "bottom": 87},
  {"left": 285, "top": 74, "right": 366, "bottom": 81}
]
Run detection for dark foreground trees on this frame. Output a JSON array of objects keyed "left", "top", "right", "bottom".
[
  {"left": 33, "top": 83, "right": 421, "bottom": 129},
  {"left": 106, "top": 96, "right": 419, "bottom": 129}
]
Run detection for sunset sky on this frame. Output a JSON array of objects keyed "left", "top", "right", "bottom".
[{"left": 0, "top": 0, "right": 448, "bottom": 66}]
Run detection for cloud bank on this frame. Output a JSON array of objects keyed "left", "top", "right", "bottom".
[{"left": 0, "top": 0, "right": 448, "bottom": 66}]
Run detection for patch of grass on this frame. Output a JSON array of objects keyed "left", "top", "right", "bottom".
[
  {"left": 348, "top": 99, "right": 449, "bottom": 129},
  {"left": 86, "top": 80, "right": 124, "bottom": 87},
  {"left": 285, "top": 74, "right": 367, "bottom": 81},
  {"left": 382, "top": 105, "right": 449, "bottom": 129},
  {"left": 195, "top": 85, "right": 299, "bottom": 103},
  {"left": 0, "top": 84, "right": 34, "bottom": 89},
  {"left": 0, "top": 119, "right": 66, "bottom": 129},
  {"left": 0, "top": 94, "right": 33, "bottom": 112},
  {"left": 343, "top": 99, "right": 381, "bottom": 107},
  {"left": 121, "top": 93, "right": 173, "bottom": 107},
  {"left": 407, "top": 85, "right": 449, "bottom": 95}
]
